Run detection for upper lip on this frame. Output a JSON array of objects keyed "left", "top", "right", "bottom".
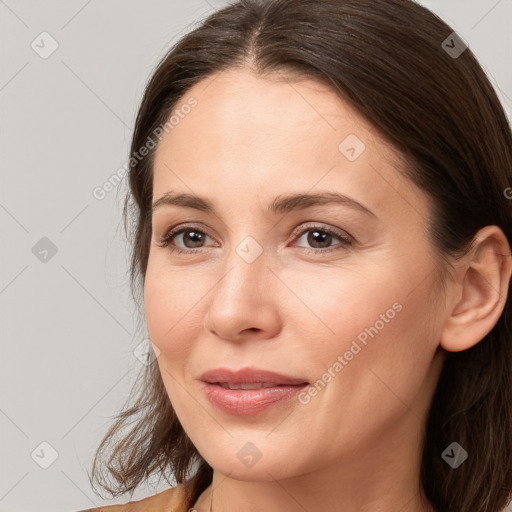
[{"left": 200, "top": 367, "right": 309, "bottom": 386}]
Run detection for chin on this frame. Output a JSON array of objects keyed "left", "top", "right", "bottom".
[{"left": 196, "top": 439, "right": 312, "bottom": 482}]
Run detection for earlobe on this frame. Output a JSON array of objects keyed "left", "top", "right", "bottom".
[{"left": 440, "top": 225, "right": 512, "bottom": 353}]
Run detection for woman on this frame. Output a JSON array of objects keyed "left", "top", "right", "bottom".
[{"left": 78, "top": 0, "right": 512, "bottom": 511}]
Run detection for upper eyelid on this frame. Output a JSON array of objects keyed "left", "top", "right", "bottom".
[{"left": 292, "top": 222, "right": 351, "bottom": 239}]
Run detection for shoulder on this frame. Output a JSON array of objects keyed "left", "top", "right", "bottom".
[{"left": 73, "top": 481, "right": 193, "bottom": 512}]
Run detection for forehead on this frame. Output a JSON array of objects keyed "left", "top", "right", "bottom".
[
  {"left": 151, "top": 68, "right": 429, "bottom": 222},
  {"left": 155, "top": 67, "right": 383, "bottom": 166}
]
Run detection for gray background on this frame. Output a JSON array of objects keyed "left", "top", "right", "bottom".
[{"left": 1, "top": 1, "right": 511, "bottom": 511}]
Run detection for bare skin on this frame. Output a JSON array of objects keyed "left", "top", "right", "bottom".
[{"left": 144, "top": 67, "right": 511, "bottom": 512}]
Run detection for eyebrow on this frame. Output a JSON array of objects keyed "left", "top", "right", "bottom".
[{"left": 151, "top": 191, "right": 377, "bottom": 218}]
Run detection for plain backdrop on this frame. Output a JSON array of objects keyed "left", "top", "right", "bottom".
[{"left": 1, "top": 1, "right": 511, "bottom": 511}]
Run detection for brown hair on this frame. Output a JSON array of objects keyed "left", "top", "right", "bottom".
[{"left": 88, "top": 1, "right": 512, "bottom": 510}]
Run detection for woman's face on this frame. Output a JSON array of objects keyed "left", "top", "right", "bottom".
[{"left": 144, "top": 68, "right": 448, "bottom": 482}]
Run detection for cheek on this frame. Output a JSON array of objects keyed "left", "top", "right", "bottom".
[
  {"left": 144, "top": 266, "right": 205, "bottom": 417},
  {"left": 292, "top": 258, "right": 439, "bottom": 404},
  {"left": 294, "top": 283, "right": 439, "bottom": 461},
  {"left": 324, "top": 282, "right": 438, "bottom": 418},
  {"left": 279, "top": 263, "right": 404, "bottom": 360},
  {"left": 144, "top": 264, "right": 203, "bottom": 362}
]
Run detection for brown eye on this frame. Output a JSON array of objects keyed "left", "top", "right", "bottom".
[
  {"left": 174, "top": 229, "right": 208, "bottom": 248},
  {"left": 293, "top": 224, "right": 353, "bottom": 254},
  {"left": 158, "top": 226, "right": 214, "bottom": 253},
  {"left": 305, "top": 229, "right": 334, "bottom": 249}
]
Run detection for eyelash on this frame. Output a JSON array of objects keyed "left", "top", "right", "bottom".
[{"left": 156, "top": 222, "right": 353, "bottom": 256}]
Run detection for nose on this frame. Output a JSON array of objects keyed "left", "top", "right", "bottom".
[{"left": 203, "top": 244, "right": 282, "bottom": 343}]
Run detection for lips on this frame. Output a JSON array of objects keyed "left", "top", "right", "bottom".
[
  {"left": 199, "top": 367, "right": 309, "bottom": 387},
  {"left": 199, "top": 367, "right": 309, "bottom": 415}
]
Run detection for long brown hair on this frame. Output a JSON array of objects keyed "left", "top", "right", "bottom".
[{"left": 88, "top": 1, "right": 512, "bottom": 510}]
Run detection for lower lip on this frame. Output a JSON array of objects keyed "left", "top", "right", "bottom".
[{"left": 201, "top": 382, "right": 308, "bottom": 415}]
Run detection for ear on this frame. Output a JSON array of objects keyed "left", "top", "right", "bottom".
[{"left": 440, "top": 225, "right": 512, "bottom": 352}]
